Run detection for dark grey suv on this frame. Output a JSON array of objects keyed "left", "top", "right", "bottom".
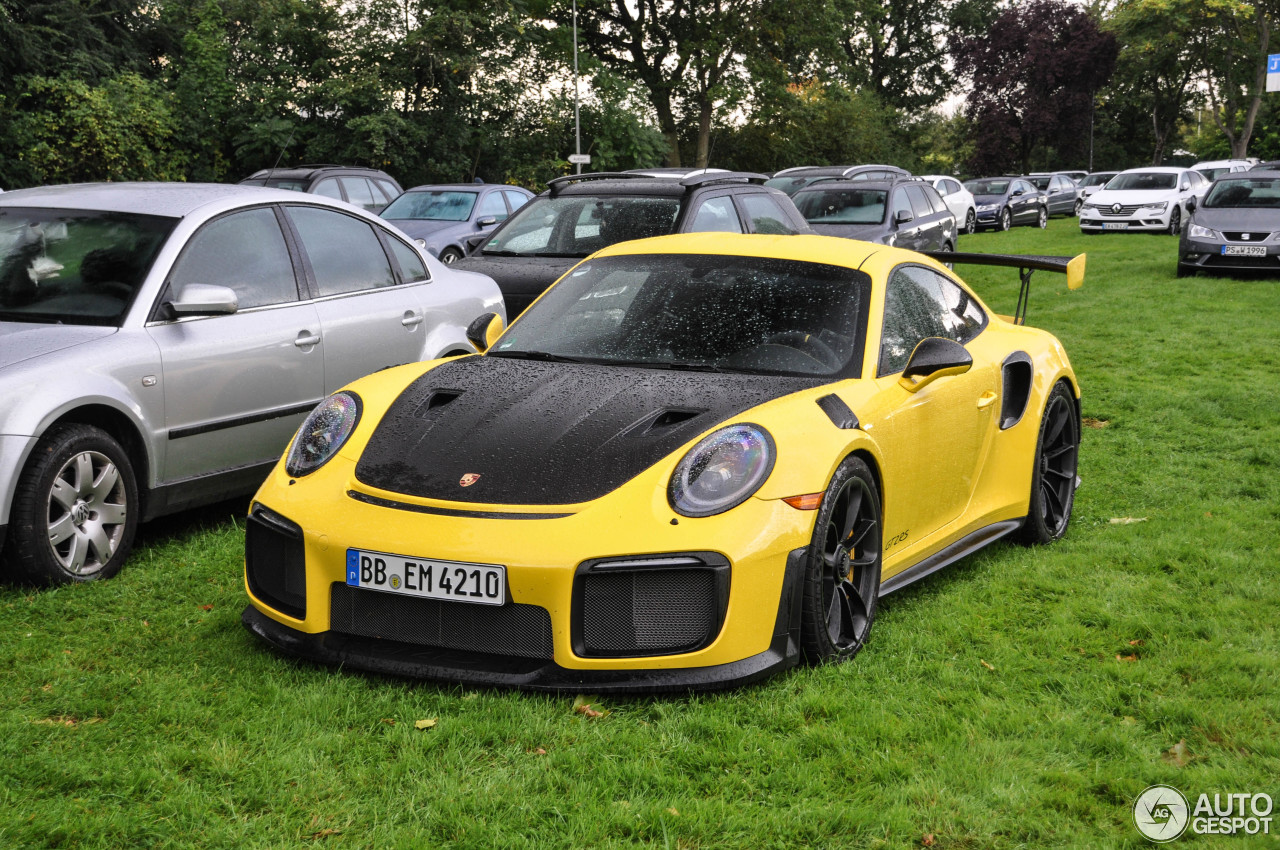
[
  {"left": 239, "top": 165, "right": 403, "bottom": 214},
  {"left": 452, "top": 172, "right": 810, "bottom": 315},
  {"left": 791, "top": 177, "right": 958, "bottom": 252}
]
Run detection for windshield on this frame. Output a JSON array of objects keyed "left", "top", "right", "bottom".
[
  {"left": 1081, "top": 173, "right": 1115, "bottom": 188},
  {"left": 1106, "top": 172, "right": 1177, "bottom": 191},
  {"left": 0, "top": 208, "right": 174, "bottom": 325},
  {"left": 1195, "top": 167, "right": 1232, "bottom": 181},
  {"left": 381, "top": 190, "right": 478, "bottom": 221},
  {"left": 490, "top": 253, "right": 868, "bottom": 376},
  {"left": 481, "top": 196, "right": 680, "bottom": 257},
  {"left": 793, "top": 188, "right": 887, "bottom": 224},
  {"left": 1203, "top": 177, "right": 1280, "bottom": 209},
  {"left": 965, "top": 179, "right": 1010, "bottom": 195}
]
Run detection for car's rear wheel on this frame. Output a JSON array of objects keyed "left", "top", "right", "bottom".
[
  {"left": 800, "top": 456, "right": 882, "bottom": 663},
  {"left": 1166, "top": 207, "right": 1181, "bottom": 236},
  {"left": 1015, "top": 382, "right": 1079, "bottom": 545},
  {"left": 964, "top": 209, "right": 977, "bottom": 235},
  {"left": 438, "top": 247, "right": 464, "bottom": 264},
  {"left": 1036, "top": 207, "right": 1048, "bottom": 228},
  {"left": 999, "top": 208, "right": 1012, "bottom": 231},
  {"left": 2, "top": 424, "right": 139, "bottom": 585}
]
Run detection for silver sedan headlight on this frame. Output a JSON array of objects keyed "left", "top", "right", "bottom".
[
  {"left": 1187, "top": 224, "right": 1221, "bottom": 240},
  {"left": 286, "top": 392, "right": 362, "bottom": 476},
  {"left": 1141, "top": 201, "right": 1169, "bottom": 212},
  {"left": 669, "top": 424, "right": 775, "bottom": 517}
]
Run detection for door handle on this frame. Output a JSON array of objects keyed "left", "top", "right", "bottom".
[
  {"left": 977, "top": 390, "right": 998, "bottom": 409},
  {"left": 401, "top": 311, "right": 424, "bottom": 328},
  {"left": 295, "top": 330, "right": 321, "bottom": 348}
]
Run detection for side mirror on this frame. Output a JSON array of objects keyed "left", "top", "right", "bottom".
[
  {"left": 169, "top": 283, "right": 238, "bottom": 315},
  {"left": 1186, "top": 196, "right": 1197, "bottom": 212},
  {"left": 465, "top": 311, "right": 505, "bottom": 353},
  {"left": 898, "top": 337, "right": 972, "bottom": 393},
  {"left": 1012, "top": 188, "right": 1025, "bottom": 196},
  {"left": 894, "top": 209, "right": 914, "bottom": 225},
  {"left": 476, "top": 216, "right": 498, "bottom": 227}
]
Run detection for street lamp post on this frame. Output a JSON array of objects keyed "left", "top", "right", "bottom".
[{"left": 573, "top": 0, "right": 581, "bottom": 174}]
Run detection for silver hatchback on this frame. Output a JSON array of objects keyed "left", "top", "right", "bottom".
[{"left": 0, "top": 183, "right": 504, "bottom": 585}]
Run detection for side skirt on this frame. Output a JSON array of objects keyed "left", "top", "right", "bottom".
[
  {"left": 879, "top": 519, "right": 1022, "bottom": 596},
  {"left": 143, "top": 461, "right": 277, "bottom": 521}
]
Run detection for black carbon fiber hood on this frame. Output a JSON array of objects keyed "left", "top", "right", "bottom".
[{"left": 354, "top": 356, "right": 822, "bottom": 505}]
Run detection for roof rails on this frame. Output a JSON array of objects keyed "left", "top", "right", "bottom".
[
  {"left": 546, "top": 172, "right": 654, "bottom": 196},
  {"left": 546, "top": 170, "right": 766, "bottom": 196},
  {"left": 679, "top": 171, "right": 767, "bottom": 187}
]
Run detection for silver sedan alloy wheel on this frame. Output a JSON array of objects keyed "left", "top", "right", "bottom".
[{"left": 45, "top": 449, "right": 128, "bottom": 576}]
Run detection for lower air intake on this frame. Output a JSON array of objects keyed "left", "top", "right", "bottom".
[
  {"left": 578, "top": 568, "right": 722, "bottom": 657},
  {"left": 329, "top": 584, "right": 554, "bottom": 659}
]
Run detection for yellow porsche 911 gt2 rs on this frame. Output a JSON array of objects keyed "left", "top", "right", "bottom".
[{"left": 242, "top": 232, "right": 1084, "bottom": 692}]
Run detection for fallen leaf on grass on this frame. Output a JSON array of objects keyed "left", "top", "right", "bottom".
[
  {"left": 1129, "top": 639, "right": 1144, "bottom": 646},
  {"left": 1082, "top": 418, "right": 1110, "bottom": 429},
  {"left": 979, "top": 659, "right": 995, "bottom": 671},
  {"left": 666, "top": 807, "right": 680, "bottom": 816},
  {"left": 308, "top": 828, "right": 342, "bottom": 839},
  {"left": 200, "top": 604, "right": 214, "bottom": 611},
  {"left": 922, "top": 834, "right": 936, "bottom": 847},
  {"left": 572, "top": 695, "right": 610, "bottom": 718},
  {"left": 33, "top": 715, "right": 103, "bottom": 727},
  {"left": 1121, "top": 716, "right": 1137, "bottom": 726},
  {"left": 41, "top": 684, "right": 52, "bottom": 693},
  {"left": 534, "top": 747, "right": 547, "bottom": 755},
  {"left": 414, "top": 718, "right": 438, "bottom": 730},
  {"left": 1115, "top": 654, "right": 1138, "bottom": 662},
  {"left": 1108, "top": 517, "right": 1148, "bottom": 525},
  {"left": 380, "top": 718, "right": 396, "bottom": 726},
  {"left": 1163, "top": 739, "right": 1191, "bottom": 767}
]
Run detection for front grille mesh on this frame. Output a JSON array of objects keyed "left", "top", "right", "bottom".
[
  {"left": 1222, "top": 231, "right": 1273, "bottom": 242},
  {"left": 330, "top": 584, "right": 554, "bottom": 659},
  {"left": 245, "top": 506, "right": 307, "bottom": 620},
  {"left": 580, "top": 570, "right": 717, "bottom": 656}
]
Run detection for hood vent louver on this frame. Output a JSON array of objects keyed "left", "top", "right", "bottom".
[
  {"left": 640, "top": 407, "right": 704, "bottom": 436},
  {"left": 415, "top": 389, "right": 463, "bottom": 417}
]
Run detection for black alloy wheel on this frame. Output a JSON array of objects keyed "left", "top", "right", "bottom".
[
  {"left": 2, "top": 424, "right": 139, "bottom": 585},
  {"left": 1015, "top": 382, "right": 1080, "bottom": 545},
  {"left": 800, "top": 456, "right": 882, "bottom": 662},
  {"left": 1166, "top": 207, "right": 1181, "bottom": 236},
  {"left": 999, "top": 208, "right": 1012, "bottom": 231}
]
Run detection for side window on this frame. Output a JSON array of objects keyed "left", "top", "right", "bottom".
[
  {"left": 375, "top": 179, "right": 400, "bottom": 203},
  {"left": 877, "top": 265, "right": 986, "bottom": 376},
  {"left": 503, "top": 190, "right": 531, "bottom": 212},
  {"left": 167, "top": 208, "right": 298, "bottom": 310},
  {"left": 688, "top": 196, "right": 743, "bottom": 233},
  {"left": 312, "top": 178, "right": 343, "bottom": 200},
  {"left": 891, "top": 188, "right": 914, "bottom": 221},
  {"left": 923, "top": 186, "right": 948, "bottom": 215},
  {"left": 288, "top": 206, "right": 396, "bottom": 296},
  {"left": 339, "top": 177, "right": 378, "bottom": 212},
  {"left": 386, "top": 236, "right": 430, "bottom": 284},
  {"left": 477, "top": 191, "right": 509, "bottom": 222},
  {"left": 367, "top": 180, "right": 393, "bottom": 208},
  {"left": 935, "top": 181, "right": 951, "bottom": 197},
  {"left": 738, "top": 194, "right": 798, "bottom": 234}
]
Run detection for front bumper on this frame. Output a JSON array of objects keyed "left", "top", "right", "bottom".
[
  {"left": 1079, "top": 212, "right": 1172, "bottom": 232},
  {"left": 242, "top": 546, "right": 805, "bottom": 693},
  {"left": 1178, "top": 241, "right": 1280, "bottom": 274},
  {"left": 975, "top": 208, "right": 1003, "bottom": 228}
]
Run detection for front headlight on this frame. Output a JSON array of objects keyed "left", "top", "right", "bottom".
[
  {"left": 1187, "top": 224, "right": 1220, "bottom": 240},
  {"left": 669, "top": 424, "right": 775, "bottom": 517},
  {"left": 1141, "top": 201, "right": 1169, "bottom": 212},
  {"left": 286, "top": 392, "right": 362, "bottom": 477},
  {"left": 977, "top": 203, "right": 999, "bottom": 212},
  {"left": 1082, "top": 203, "right": 1097, "bottom": 212}
]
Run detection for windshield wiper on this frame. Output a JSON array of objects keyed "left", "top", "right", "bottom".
[
  {"left": 487, "top": 350, "right": 589, "bottom": 363},
  {"left": 604, "top": 358, "right": 744, "bottom": 374},
  {"left": 480, "top": 249, "right": 521, "bottom": 257},
  {"left": 532, "top": 251, "right": 588, "bottom": 258}
]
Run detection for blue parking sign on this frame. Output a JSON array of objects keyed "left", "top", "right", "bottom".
[{"left": 1270, "top": 54, "right": 1280, "bottom": 73}]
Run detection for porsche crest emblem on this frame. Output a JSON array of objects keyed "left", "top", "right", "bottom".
[{"left": 459, "top": 473, "right": 481, "bottom": 487}]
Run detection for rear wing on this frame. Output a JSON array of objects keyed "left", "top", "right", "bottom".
[{"left": 923, "top": 250, "right": 1085, "bottom": 325}]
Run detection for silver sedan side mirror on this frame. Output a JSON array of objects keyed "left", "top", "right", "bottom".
[{"left": 169, "top": 283, "right": 239, "bottom": 315}]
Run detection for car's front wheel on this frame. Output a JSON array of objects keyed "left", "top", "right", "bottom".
[
  {"left": 2, "top": 424, "right": 139, "bottom": 585},
  {"left": 1015, "top": 382, "right": 1079, "bottom": 545},
  {"left": 1036, "top": 206, "right": 1049, "bottom": 229},
  {"left": 1074, "top": 198, "right": 1083, "bottom": 215},
  {"left": 438, "top": 247, "right": 464, "bottom": 264},
  {"left": 800, "top": 456, "right": 882, "bottom": 663},
  {"left": 964, "top": 209, "right": 977, "bottom": 235},
  {"left": 999, "top": 208, "right": 1012, "bottom": 231},
  {"left": 1166, "top": 207, "right": 1182, "bottom": 236}
]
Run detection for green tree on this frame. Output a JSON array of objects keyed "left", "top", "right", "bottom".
[{"left": 1190, "top": 0, "right": 1278, "bottom": 159}]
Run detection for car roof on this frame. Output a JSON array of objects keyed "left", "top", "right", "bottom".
[
  {"left": 1218, "top": 170, "right": 1280, "bottom": 179},
  {"left": 401, "top": 183, "right": 510, "bottom": 192},
  {"left": 244, "top": 165, "right": 390, "bottom": 179},
  {"left": 1117, "top": 166, "right": 1187, "bottom": 174},
  {"left": 1192, "top": 159, "right": 1249, "bottom": 168},
  {"left": 544, "top": 171, "right": 768, "bottom": 198},
  {"left": 0, "top": 182, "right": 309, "bottom": 218}
]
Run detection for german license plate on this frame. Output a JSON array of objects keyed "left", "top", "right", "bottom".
[
  {"left": 1103, "top": 222, "right": 1128, "bottom": 230},
  {"left": 1222, "top": 245, "right": 1266, "bottom": 257},
  {"left": 346, "top": 548, "right": 506, "bottom": 605}
]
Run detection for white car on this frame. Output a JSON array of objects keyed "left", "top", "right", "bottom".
[
  {"left": 1079, "top": 167, "right": 1210, "bottom": 235},
  {"left": 920, "top": 175, "right": 977, "bottom": 234},
  {"left": 1192, "top": 159, "right": 1251, "bottom": 182},
  {"left": 1076, "top": 171, "right": 1119, "bottom": 202}
]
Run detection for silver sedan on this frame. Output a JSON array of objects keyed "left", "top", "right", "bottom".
[{"left": 0, "top": 183, "right": 504, "bottom": 585}]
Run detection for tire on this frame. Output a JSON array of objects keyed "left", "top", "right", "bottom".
[
  {"left": 1166, "top": 207, "right": 1181, "bottom": 236},
  {"left": 1074, "top": 198, "right": 1083, "bottom": 215},
  {"left": 2, "top": 424, "right": 139, "bottom": 585},
  {"left": 800, "top": 456, "right": 882, "bottom": 663},
  {"left": 999, "top": 208, "right": 1012, "bottom": 231},
  {"left": 1014, "top": 382, "right": 1080, "bottom": 545},
  {"left": 964, "top": 209, "right": 977, "bottom": 235},
  {"left": 438, "top": 247, "right": 464, "bottom": 264},
  {"left": 941, "top": 241, "right": 955, "bottom": 270},
  {"left": 1036, "top": 206, "right": 1048, "bottom": 229}
]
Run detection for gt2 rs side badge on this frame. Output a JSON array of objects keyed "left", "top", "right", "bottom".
[{"left": 459, "top": 473, "right": 481, "bottom": 487}]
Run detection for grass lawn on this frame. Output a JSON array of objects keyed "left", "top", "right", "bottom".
[{"left": 2, "top": 218, "right": 1278, "bottom": 848}]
